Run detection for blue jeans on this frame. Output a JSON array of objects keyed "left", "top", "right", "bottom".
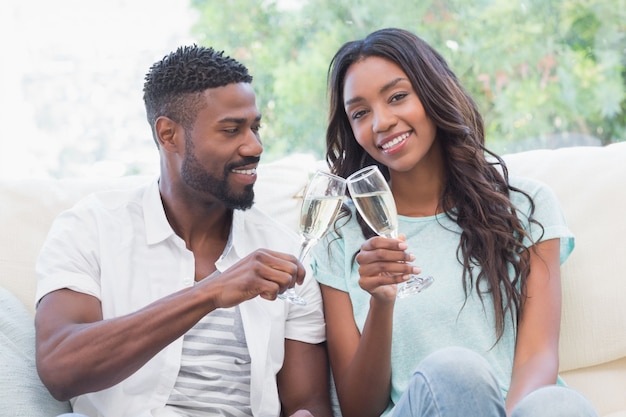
[
  {"left": 393, "top": 347, "right": 599, "bottom": 417},
  {"left": 56, "top": 414, "right": 90, "bottom": 417}
]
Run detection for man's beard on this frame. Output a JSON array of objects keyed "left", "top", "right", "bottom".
[{"left": 181, "top": 135, "right": 256, "bottom": 210}]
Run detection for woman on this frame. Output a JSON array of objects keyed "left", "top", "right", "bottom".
[{"left": 310, "top": 28, "right": 598, "bottom": 417}]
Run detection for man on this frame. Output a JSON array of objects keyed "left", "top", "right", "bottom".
[{"left": 34, "top": 45, "right": 332, "bottom": 417}]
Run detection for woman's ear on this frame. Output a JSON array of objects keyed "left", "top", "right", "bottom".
[{"left": 155, "top": 116, "right": 180, "bottom": 152}]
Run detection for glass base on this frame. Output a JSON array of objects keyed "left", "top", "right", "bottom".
[
  {"left": 397, "top": 275, "right": 434, "bottom": 298},
  {"left": 277, "top": 289, "right": 307, "bottom": 305}
]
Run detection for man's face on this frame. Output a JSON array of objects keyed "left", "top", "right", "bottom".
[{"left": 180, "top": 83, "right": 263, "bottom": 210}]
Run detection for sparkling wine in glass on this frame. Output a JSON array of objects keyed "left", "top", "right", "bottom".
[
  {"left": 347, "top": 165, "right": 434, "bottom": 298},
  {"left": 279, "top": 170, "right": 346, "bottom": 305}
]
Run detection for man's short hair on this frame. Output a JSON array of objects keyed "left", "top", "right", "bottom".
[{"left": 143, "top": 45, "right": 252, "bottom": 144}]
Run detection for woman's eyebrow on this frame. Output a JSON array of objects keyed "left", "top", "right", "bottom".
[{"left": 344, "top": 77, "right": 407, "bottom": 107}]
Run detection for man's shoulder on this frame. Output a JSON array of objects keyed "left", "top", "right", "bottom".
[{"left": 71, "top": 179, "right": 154, "bottom": 214}]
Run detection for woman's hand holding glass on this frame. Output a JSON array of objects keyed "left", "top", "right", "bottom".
[
  {"left": 347, "top": 165, "right": 434, "bottom": 298},
  {"left": 354, "top": 233, "right": 423, "bottom": 300}
]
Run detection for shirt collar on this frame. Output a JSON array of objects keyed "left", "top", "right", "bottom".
[
  {"left": 143, "top": 178, "right": 177, "bottom": 245},
  {"left": 216, "top": 208, "right": 261, "bottom": 272},
  {"left": 143, "top": 179, "right": 250, "bottom": 256},
  {"left": 224, "top": 209, "right": 246, "bottom": 259}
]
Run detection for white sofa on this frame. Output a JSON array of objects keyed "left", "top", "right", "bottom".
[{"left": 1, "top": 146, "right": 625, "bottom": 416}]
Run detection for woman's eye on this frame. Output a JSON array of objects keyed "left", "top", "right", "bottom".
[
  {"left": 351, "top": 110, "right": 366, "bottom": 120},
  {"left": 390, "top": 93, "right": 408, "bottom": 102}
]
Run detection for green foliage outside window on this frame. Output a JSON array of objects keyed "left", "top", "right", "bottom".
[{"left": 191, "top": 0, "right": 625, "bottom": 160}]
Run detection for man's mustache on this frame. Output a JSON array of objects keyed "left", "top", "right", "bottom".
[{"left": 227, "top": 156, "right": 261, "bottom": 170}]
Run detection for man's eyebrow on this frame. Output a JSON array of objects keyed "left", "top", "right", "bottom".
[
  {"left": 344, "top": 77, "right": 407, "bottom": 107},
  {"left": 217, "top": 114, "right": 262, "bottom": 124}
]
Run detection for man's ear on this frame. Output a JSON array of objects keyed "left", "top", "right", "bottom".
[{"left": 155, "top": 116, "right": 181, "bottom": 152}]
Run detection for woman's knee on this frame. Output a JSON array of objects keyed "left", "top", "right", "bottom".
[
  {"left": 399, "top": 347, "right": 505, "bottom": 416},
  {"left": 56, "top": 414, "right": 91, "bottom": 417},
  {"left": 418, "top": 346, "right": 497, "bottom": 387},
  {"left": 511, "top": 385, "right": 599, "bottom": 417}
]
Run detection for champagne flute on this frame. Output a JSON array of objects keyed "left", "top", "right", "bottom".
[
  {"left": 346, "top": 165, "right": 434, "bottom": 298},
  {"left": 278, "top": 170, "right": 346, "bottom": 305}
]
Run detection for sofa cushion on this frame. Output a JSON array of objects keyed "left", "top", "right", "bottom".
[{"left": 0, "top": 286, "right": 72, "bottom": 415}]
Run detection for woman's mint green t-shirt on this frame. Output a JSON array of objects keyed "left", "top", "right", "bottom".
[{"left": 310, "top": 176, "right": 574, "bottom": 414}]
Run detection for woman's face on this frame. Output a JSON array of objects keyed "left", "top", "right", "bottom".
[{"left": 342, "top": 56, "right": 438, "bottom": 173}]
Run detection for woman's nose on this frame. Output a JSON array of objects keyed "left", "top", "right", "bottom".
[{"left": 372, "top": 106, "right": 397, "bottom": 133}]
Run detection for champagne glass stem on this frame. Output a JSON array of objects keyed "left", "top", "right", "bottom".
[
  {"left": 277, "top": 237, "right": 315, "bottom": 306},
  {"left": 276, "top": 237, "right": 317, "bottom": 306},
  {"left": 298, "top": 237, "right": 317, "bottom": 262}
]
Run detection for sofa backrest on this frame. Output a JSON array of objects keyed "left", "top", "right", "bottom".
[{"left": 502, "top": 143, "right": 626, "bottom": 374}]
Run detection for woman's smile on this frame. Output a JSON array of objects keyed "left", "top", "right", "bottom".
[{"left": 380, "top": 131, "right": 412, "bottom": 154}]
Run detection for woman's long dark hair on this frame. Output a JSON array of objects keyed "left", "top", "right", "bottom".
[{"left": 326, "top": 28, "right": 542, "bottom": 343}]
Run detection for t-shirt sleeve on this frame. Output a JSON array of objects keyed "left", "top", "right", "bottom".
[
  {"left": 511, "top": 176, "right": 575, "bottom": 265},
  {"left": 310, "top": 230, "right": 350, "bottom": 292},
  {"left": 262, "top": 215, "right": 327, "bottom": 344},
  {"left": 284, "top": 260, "right": 327, "bottom": 344}
]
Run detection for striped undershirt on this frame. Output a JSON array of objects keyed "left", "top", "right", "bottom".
[{"left": 163, "top": 301, "right": 253, "bottom": 417}]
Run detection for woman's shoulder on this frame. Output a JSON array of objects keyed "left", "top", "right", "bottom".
[
  {"left": 507, "top": 174, "right": 566, "bottom": 221},
  {"left": 508, "top": 174, "right": 548, "bottom": 192},
  {"left": 507, "top": 174, "right": 558, "bottom": 203}
]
